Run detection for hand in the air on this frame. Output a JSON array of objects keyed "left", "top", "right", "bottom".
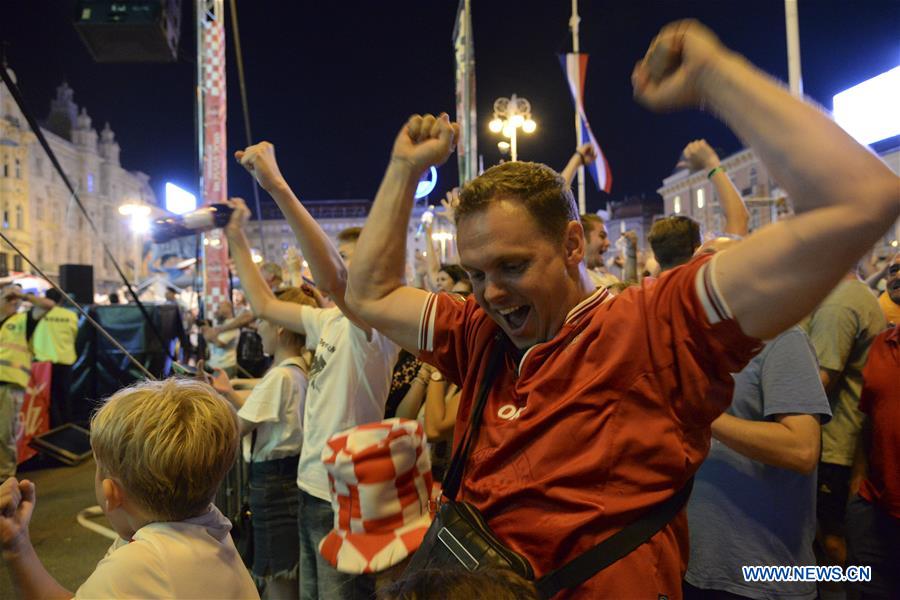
[
  {"left": 224, "top": 197, "right": 252, "bottom": 237},
  {"left": 235, "top": 142, "right": 287, "bottom": 192},
  {"left": 392, "top": 113, "right": 460, "bottom": 173},
  {"left": 632, "top": 20, "right": 727, "bottom": 112},
  {"left": 677, "top": 139, "right": 720, "bottom": 171}
]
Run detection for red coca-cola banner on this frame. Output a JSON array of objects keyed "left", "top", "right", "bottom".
[{"left": 16, "top": 361, "right": 52, "bottom": 464}]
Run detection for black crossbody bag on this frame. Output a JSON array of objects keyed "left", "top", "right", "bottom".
[{"left": 402, "top": 334, "right": 694, "bottom": 598}]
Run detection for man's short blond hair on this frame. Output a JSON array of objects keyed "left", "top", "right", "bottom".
[{"left": 91, "top": 379, "right": 238, "bottom": 522}]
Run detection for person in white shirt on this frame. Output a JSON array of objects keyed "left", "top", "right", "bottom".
[
  {"left": 0, "top": 378, "right": 258, "bottom": 599},
  {"left": 208, "top": 286, "right": 316, "bottom": 600},
  {"left": 226, "top": 142, "right": 399, "bottom": 599}
]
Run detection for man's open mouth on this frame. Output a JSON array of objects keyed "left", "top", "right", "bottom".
[{"left": 496, "top": 305, "right": 530, "bottom": 331}]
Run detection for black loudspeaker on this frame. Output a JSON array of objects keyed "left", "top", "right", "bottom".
[
  {"left": 28, "top": 424, "right": 93, "bottom": 466},
  {"left": 74, "top": 0, "right": 182, "bottom": 63},
  {"left": 59, "top": 264, "right": 94, "bottom": 307},
  {"left": 69, "top": 304, "right": 183, "bottom": 424}
]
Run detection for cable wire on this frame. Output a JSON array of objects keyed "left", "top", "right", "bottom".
[{"left": 228, "top": 0, "right": 268, "bottom": 260}]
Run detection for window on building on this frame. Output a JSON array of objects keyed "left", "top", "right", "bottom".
[
  {"left": 13, "top": 255, "right": 22, "bottom": 272},
  {"left": 749, "top": 167, "right": 758, "bottom": 188},
  {"left": 0, "top": 253, "right": 7, "bottom": 276},
  {"left": 696, "top": 188, "right": 705, "bottom": 209},
  {"left": 2, "top": 211, "right": 8, "bottom": 229},
  {"left": 36, "top": 239, "right": 44, "bottom": 265},
  {"left": 2, "top": 159, "right": 7, "bottom": 178},
  {"left": 14, "top": 159, "right": 21, "bottom": 179},
  {"left": 87, "top": 173, "right": 94, "bottom": 192},
  {"left": 36, "top": 197, "right": 44, "bottom": 221},
  {"left": 15, "top": 206, "right": 23, "bottom": 230},
  {"left": 673, "top": 195, "right": 682, "bottom": 214},
  {"left": 750, "top": 207, "right": 761, "bottom": 231},
  {"left": 35, "top": 157, "right": 43, "bottom": 177}
]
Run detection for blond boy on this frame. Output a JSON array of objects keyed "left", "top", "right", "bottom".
[{"left": 0, "top": 379, "right": 259, "bottom": 599}]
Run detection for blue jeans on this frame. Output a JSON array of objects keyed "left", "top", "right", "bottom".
[
  {"left": 845, "top": 494, "right": 900, "bottom": 600},
  {"left": 249, "top": 456, "right": 300, "bottom": 598},
  {"left": 297, "top": 489, "right": 374, "bottom": 600}
]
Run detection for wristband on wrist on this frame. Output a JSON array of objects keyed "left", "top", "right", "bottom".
[{"left": 707, "top": 165, "right": 725, "bottom": 179}]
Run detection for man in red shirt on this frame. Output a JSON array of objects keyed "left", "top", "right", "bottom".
[
  {"left": 847, "top": 326, "right": 899, "bottom": 599},
  {"left": 347, "top": 20, "right": 900, "bottom": 598}
]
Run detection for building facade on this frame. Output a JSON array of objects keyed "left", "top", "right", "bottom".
[
  {"left": 0, "top": 73, "right": 156, "bottom": 293},
  {"left": 658, "top": 145, "right": 899, "bottom": 254}
]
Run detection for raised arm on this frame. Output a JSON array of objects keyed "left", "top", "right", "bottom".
[
  {"left": 235, "top": 142, "right": 370, "bottom": 335},
  {"left": 633, "top": 21, "right": 900, "bottom": 340},
  {"left": 345, "top": 114, "right": 459, "bottom": 352},
  {"left": 679, "top": 139, "right": 749, "bottom": 236},
  {"left": 223, "top": 199, "right": 307, "bottom": 335},
  {"left": 560, "top": 143, "right": 596, "bottom": 188}
]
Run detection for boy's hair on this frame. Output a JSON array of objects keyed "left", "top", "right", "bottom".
[
  {"left": 456, "top": 161, "right": 578, "bottom": 242},
  {"left": 379, "top": 567, "right": 539, "bottom": 600},
  {"left": 337, "top": 227, "right": 362, "bottom": 244},
  {"left": 91, "top": 379, "right": 238, "bottom": 522},
  {"left": 272, "top": 286, "right": 317, "bottom": 348},
  {"left": 648, "top": 216, "right": 702, "bottom": 272},
  {"left": 580, "top": 213, "right": 605, "bottom": 235}
]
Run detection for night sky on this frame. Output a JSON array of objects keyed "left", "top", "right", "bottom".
[{"left": 2, "top": 1, "right": 898, "bottom": 214}]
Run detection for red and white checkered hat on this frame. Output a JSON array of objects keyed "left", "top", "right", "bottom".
[{"left": 318, "top": 418, "right": 433, "bottom": 574}]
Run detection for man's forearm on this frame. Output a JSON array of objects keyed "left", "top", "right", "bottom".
[
  {"left": 226, "top": 229, "right": 276, "bottom": 318},
  {"left": 349, "top": 159, "right": 419, "bottom": 304},
  {"left": 217, "top": 312, "right": 255, "bottom": 333},
  {"left": 267, "top": 181, "right": 348, "bottom": 297},
  {"left": 710, "top": 170, "right": 749, "bottom": 236},
  {"left": 560, "top": 152, "right": 582, "bottom": 188},
  {"left": 3, "top": 543, "right": 73, "bottom": 600},
  {"left": 701, "top": 52, "right": 898, "bottom": 218},
  {"left": 711, "top": 413, "right": 819, "bottom": 473}
]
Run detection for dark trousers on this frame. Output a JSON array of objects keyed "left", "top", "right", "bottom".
[{"left": 845, "top": 494, "right": 900, "bottom": 600}]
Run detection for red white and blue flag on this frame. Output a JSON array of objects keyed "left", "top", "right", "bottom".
[{"left": 559, "top": 53, "right": 612, "bottom": 193}]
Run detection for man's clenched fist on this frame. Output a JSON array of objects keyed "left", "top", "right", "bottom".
[
  {"left": 235, "top": 142, "right": 287, "bottom": 193},
  {"left": 392, "top": 113, "right": 460, "bottom": 173}
]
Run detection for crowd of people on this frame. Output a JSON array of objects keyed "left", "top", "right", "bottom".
[{"left": 1, "top": 18, "right": 899, "bottom": 600}]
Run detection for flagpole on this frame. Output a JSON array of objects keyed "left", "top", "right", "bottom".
[
  {"left": 784, "top": 0, "right": 803, "bottom": 96},
  {"left": 570, "top": 0, "right": 586, "bottom": 214}
]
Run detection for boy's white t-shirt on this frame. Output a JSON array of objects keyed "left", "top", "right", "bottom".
[
  {"left": 296, "top": 306, "right": 399, "bottom": 500},
  {"left": 238, "top": 356, "right": 307, "bottom": 462},
  {"left": 76, "top": 504, "right": 258, "bottom": 599}
]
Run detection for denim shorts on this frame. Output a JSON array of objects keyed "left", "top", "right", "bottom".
[{"left": 248, "top": 455, "right": 300, "bottom": 577}]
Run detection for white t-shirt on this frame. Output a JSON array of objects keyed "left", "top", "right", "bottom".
[
  {"left": 208, "top": 329, "right": 239, "bottom": 371},
  {"left": 238, "top": 356, "right": 307, "bottom": 462},
  {"left": 296, "top": 306, "right": 399, "bottom": 500},
  {"left": 76, "top": 504, "right": 258, "bottom": 599}
]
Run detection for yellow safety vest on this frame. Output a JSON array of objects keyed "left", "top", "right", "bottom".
[
  {"left": 0, "top": 313, "right": 33, "bottom": 388},
  {"left": 32, "top": 306, "right": 79, "bottom": 365}
]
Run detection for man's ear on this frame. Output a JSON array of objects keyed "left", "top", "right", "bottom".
[
  {"left": 563, "top": 220, "right": 586, "bottom": 267},
  {"left": 102, "top": 478, "right": 125, "bottom": 513}
]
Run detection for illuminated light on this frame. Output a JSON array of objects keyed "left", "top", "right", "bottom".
[
  {"left": 118, "top": 203, "right": 150, "bottom": 217},
  {"left": 696, "top": 188, "right": 705, "bottom": 209},
  {"left": 165, "top": 182, "right": 197, "bottom": 215},
  {"left": 673, "top": 196, "right": 681, "bottom": 214},
  {"left": 302, "top": 260, "right": 309, "bottom": 267},
  {"left": 502, "top": 124, "right": 515, "bottom": 138},
  {"left": 892, "top": 240, "right": 898, "bottom": 247},
  {"left": 497, "top": 141, "right": 511, "bottom": 152},
  {"left": 833, "top": 66, "right": 900, "bottom": 145},
  {"left": 510, "top": 114, "right": 525, "bottom": 128},
  {"left": 489, "top": 118, "right": 504, "bottom": 133},
  {"left": 251, "top": 251, "right": 263, "bottom": 264},
  {"left": 415, "top": 166, "right": 438, "bottom": 199},
  {"left": 130, "top": 213, "right": 150, "bottom": 234},
  {"left": 522, "top": 119, "right": 537, "bottom": 133}
]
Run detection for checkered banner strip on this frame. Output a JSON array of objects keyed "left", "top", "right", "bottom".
[{"left": 202, "top": 20, "right": 225, "bottom": 97}]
